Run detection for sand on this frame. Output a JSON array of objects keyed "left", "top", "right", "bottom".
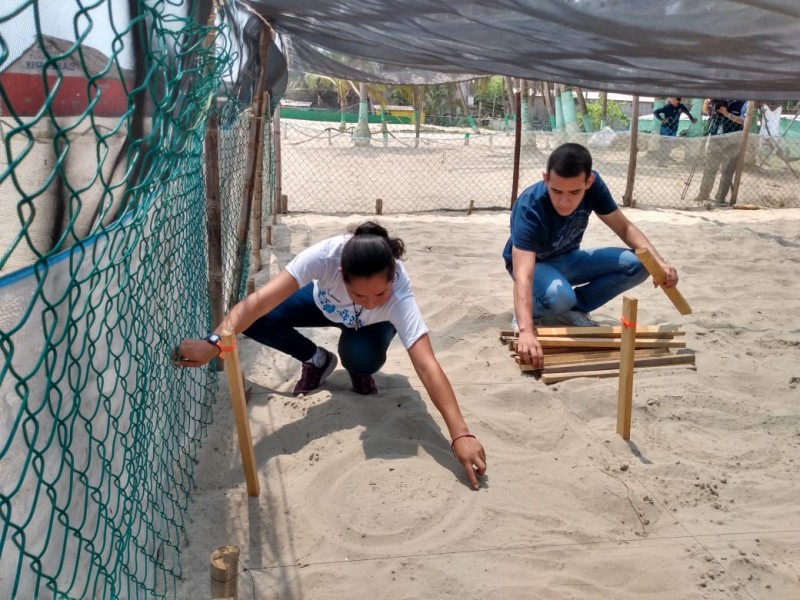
[{"left": 176, "top": 207, "right": 800, "bottom": 599}]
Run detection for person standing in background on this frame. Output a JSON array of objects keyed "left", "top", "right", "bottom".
[
  {"left": 694, "top": 99, "right": 748, "bottom": 206},
  {"left": 653, "top": 97, "right": 697, "bottom": 163}
]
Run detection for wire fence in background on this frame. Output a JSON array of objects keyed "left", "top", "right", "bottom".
[
  {"left": 0, "top": 2, "right": 273, "bottom": 598},
  {"left": 280, "top": 109, "right": 800, "bottom": 214}
]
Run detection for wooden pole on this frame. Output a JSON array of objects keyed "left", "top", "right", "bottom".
[
  {"left": 623, "top": 96, "right": 640, "bottom": 207},
  {"left": 221, "top": 328, "right": 260, "bottom": 496},
  {"left": 510, "top": 89, "right": 522, "bottom": 208},
  {"left": 729, "top": 100, "right": 755, "bottom": 206},
  {"left": 375, "top": 198, "right": 383, "bottom": 215},
  {"left": 616, "top": 296, "right": 638, "bottom": 440},
  {"left": 272, "top": 104, "right": 282, "bottom": 224},
  {"left": 205, "top": 112, "right": 224, "bottom": 371},
  {"left": 635, "top": 248, "right": 692, "bottom": 315},
  {"left": 467, "top": 199, "right": 475, "bottom": 215},
  {"left": 210, "top": 545, "right": 239, "bottom": 599},
  {"left": 414, "top": 86, "right": 422, "bottom": 148}
]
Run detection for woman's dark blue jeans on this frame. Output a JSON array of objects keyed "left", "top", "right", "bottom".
[{"left": 243, "top": 284, "right": 397, "bottom": 375}]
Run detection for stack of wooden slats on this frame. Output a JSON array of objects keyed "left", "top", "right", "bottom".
[{"left": 499, "top": 325, "right": 695, "bottom": 384}]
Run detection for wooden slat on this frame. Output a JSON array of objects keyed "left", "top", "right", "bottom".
[
  {"left": 543, "top": 352, "right": 695, "bottom": 374},
  {"left": 221, "top": 329, "right": 260, "bottom": 497},
  {"left": 542, "top": 347, "right": 668, "bottom": 366},
  {"left": 535, "top": 325, "right": 683, "bottom": 338},
  {"left": 540, "top": 362, "right": 696, "bottom": 384},
  {"left": 515, "top": 347, "right": 668, "bottom": 367},
  {"left": 537, "top": 337, "right": 685, "bottom": 349},
  {"left": 635, "top": 248, "right": 692, "bottom": 315},
  {"left": 616, "top": 296, "right": 638, "bottom": 440}
]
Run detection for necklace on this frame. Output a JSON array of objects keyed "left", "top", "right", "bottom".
[{"left": 352, "top": 302, "right": 364, "bottom": 330}]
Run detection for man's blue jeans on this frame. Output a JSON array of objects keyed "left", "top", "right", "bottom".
[
  {"left": 243, "top": 284, "right": 397, "bottom": 375},
  {"left": 530, "top": 247, "right": 648, "bottom": 317}
]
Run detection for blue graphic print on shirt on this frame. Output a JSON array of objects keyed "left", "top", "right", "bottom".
[{"left": 318, "top": 288, "right": 359, "bottom": 328}]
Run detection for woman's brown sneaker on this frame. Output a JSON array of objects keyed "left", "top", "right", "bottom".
[
  {"left": 349, "top": 371, "right": 378, "bottom": 395},
  {"left": 293, "top": 349, "right": 338, "bottom": 396}
]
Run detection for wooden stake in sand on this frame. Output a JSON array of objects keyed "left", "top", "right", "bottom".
[
  {"left": 210, "top": 545, "right": 239, "bottom": 599},
  {"left": 221, "top": 328, "right": 260, "bottom": 496},
  {"left": 616, "top": 296, "right": 638, "bottom": 440},
  {"left": 635, "top": 248, "right": 692, "bottom": 315}
]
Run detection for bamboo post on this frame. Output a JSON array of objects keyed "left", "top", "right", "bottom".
[
  {"left": 623, "top": 96, "right": 640, "bottom": 207},
  {"left": 280, "top": 193, "right": 288, "bottom": 214},
  {"left": 375, "top": 198, "right": 383, "bottom": 215},
  {"left": 210, "top": 545, "right": 239, "bottom": 599},
  {"left": 221, "top": 328, "right": 260, "bottom": 496},
  {"left": 510, "top": 89, "right": 522, "bottom": 208},
  {"left": 272, "top": 104, "right": 282, "bottom": 224},
  {"left": 467, "top": 199, "right": 475, "bottom": 215},
  {"left": 616, "top": 296, "right": 638, "bottom": 440},
  {"left": 228, "top": 28, "right": 270, "bottom": 311},
  {"left": 635, "top": 248, "right": 692, "bottom": 315},
  {"left": 205, "top": 112, "right": 224, "bottom": 371},
  {"left": 729, "top": 100, "right": 755, "bottom": 206},
  {"left": 249, "top": 90, "right": 270, "bottom": 275}
]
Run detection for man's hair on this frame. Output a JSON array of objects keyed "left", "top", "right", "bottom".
[
  {"left": 674, "top": 97, "right": 682, "bottom": 102},
  {"left": 546, "top": 143, "right": 593, "bottom": 179}
]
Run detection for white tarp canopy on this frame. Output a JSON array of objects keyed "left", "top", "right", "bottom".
[{"left": 249, "top": 0, "right": 800, "bottom": 100}]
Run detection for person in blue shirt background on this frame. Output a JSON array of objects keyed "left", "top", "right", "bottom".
[
  {"left": 503, "top": 143, "right": 680, "bottom": 370},
  {"left": 653, "top": 97, "right": 697, "bottom": 163},
  {"left": 654, "top": 97, "right": 696, "bottom": 136}
]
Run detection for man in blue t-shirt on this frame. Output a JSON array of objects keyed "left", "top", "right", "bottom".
[{"left": 502, "top": 143, "right": 679, "bottom": 370}]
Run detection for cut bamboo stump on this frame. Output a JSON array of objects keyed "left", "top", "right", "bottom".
[
  {"left": 221, "top": 328, "right": 260, "bottom": 496},
  {"left": 616, "top": 296, "right": 637, "bottom": 440},
  {"left": 210, "top": 545, "right": 239, "bottom": 599}
]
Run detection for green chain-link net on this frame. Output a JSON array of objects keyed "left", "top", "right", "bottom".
[{"left": 0, "top": 1, "right": 266, "bottom": 597}]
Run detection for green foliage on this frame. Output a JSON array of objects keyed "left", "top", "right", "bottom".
[
  {"left": 586, "top": 99, "right": 629, "bottom": 130},
  {"left": 390, "top": 86, "right": 415, "bottom": 106},
  {"left": 472, "top": 76, "right": 506, "bottom": 115}
]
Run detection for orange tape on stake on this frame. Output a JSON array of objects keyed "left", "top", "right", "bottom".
[{"left": 620, "top": 316, "right": 636, "bottom": 329}]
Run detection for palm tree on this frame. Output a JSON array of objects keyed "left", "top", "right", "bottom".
[
  {"left": 353, "top": 81, "right": 372, "bottom": 146},
  {"left": 575, "top": 87, "right": 593, "bottom": 132}
]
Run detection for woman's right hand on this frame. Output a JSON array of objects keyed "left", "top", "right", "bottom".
[
  {"left": 172, "top": 338, "right": 219, "bottom": 368},
  {"left": 516, "top": 329, "right": 543, "bottom": 370}
]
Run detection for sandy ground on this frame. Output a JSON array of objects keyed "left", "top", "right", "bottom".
[{"left": 176, "top": 207, "right": 800, "bottom": 600}]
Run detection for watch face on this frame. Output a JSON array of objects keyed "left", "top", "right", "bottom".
[{"left": 206, "top": 334, "right": 221, "bottom": 344}]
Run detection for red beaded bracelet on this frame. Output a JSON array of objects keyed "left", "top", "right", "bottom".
[{"left": 450, "top": 433, "right": 476, "bottom": 455}]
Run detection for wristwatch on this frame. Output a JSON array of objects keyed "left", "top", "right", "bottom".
[{"left": 204, "top": 333, "right": 223, "bottom": 356}]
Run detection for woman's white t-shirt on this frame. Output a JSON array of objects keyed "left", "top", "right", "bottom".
[{"left": 285, "top": 234, "right": 429, "bottom": 349}]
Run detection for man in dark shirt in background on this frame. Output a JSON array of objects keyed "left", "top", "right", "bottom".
[
  {"left": 653, "top": 97, "right": 697, "bottom": 163},
  {"left": 694, "top": 99, "right": 748, "bottom": 206}
]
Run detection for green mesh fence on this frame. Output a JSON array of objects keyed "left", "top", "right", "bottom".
[{"left": 0, "top": 1, "right": 265, "bottom": 598}]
